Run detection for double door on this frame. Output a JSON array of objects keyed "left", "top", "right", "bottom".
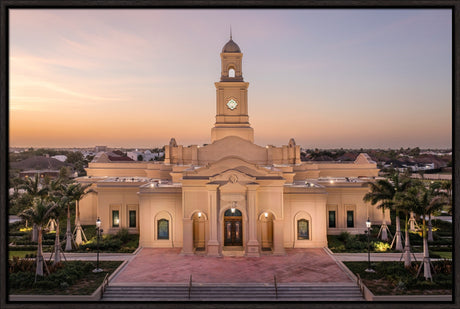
[{"left": 224, "top": 218, "right": 242, "bottom": 246}]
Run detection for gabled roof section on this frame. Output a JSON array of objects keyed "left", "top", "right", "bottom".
[
  {"left": 197, "top": 136, "right": 268, "bottom": 165},
  {"left": 354, "top": 153, "right": 376, "bottom": 164},
  {"left": 184, "top": 156, "right": 283, "bottom": 179}
]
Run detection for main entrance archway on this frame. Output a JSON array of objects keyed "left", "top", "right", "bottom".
[{"left": 223, "top": 208, "right": 242, "bottom": 246}]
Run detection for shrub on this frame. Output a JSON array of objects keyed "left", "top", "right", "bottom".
[
  {"left": 116, "top": 228, "right": 130, "bottom": 243},
  {"left": 9, "top": 256, "right": 35, "bottom": 273},
  {"left": 9, "top": 272, "right": 35, "bottom": 289},
  {"left": 338, "top": 232, "right": 351, "bottom": 242},
  {"left": 373, "top": 241, "right": 391, "bottom": 252}
]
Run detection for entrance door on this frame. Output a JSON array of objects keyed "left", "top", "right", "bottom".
[
  {"left": 224, "top": 219, "right": 242, "bottom": 246},
  {"left": 223, "top": 208, "right": 243, "bottom": 246}
]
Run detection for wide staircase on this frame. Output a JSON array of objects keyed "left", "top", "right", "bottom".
[{"left": 102, "top": 283, "right": 364, "bottom": 301}]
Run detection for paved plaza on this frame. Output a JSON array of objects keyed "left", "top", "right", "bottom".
[{"left": 111, "top": 248, "right": 353, "bottom": 284}]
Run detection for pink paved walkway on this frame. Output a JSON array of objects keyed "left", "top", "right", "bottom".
[{"left": 113, "top": 248, "right": 352, "bottom": 284}]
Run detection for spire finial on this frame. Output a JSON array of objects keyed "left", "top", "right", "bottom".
[{"left": 230, "top": 25, "right": 232, "bottom": 40}]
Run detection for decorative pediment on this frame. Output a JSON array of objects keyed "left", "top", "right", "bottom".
[
  {"left": 210, "top": 169, "right": 256, "bottom": 183},
  {"left": 186, "top": 156, "right": 281, "bottom": 178}
]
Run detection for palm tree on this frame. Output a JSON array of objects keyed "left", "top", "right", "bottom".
[
  {"left": 425, "top": 182, "right": 448, "bottom": 242},
  {"left": 363, "top": 172, "right": 411, "bottom": 250},
  {"left": 19, "top": 198, "right": 57, "bottom": 281},
  {"left": 401, "top": 183, "right": 449, "bottom": 280},
  {"left": 46, "top": 178, "right": 68, "bottom": 264},
  {"left": 397, "top": 189, "right": 417, "bottom": 268},
  {"left": 20, "top": 175, "right": 48, "bottom": 242},
  {"left": 441, "top": 180, "right": 452, "bottom": 215},
  {"left": 67, "top": 182, "right": 94, "bottom": 246},
  {"left": 363, "top": 180, "right": 393, "bottom": 241}
]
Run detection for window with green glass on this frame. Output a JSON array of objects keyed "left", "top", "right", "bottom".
[
  {"left": 158, "top": 219, "right": 169, "bottom": 240},
  {"left": 297, "top": 219, "right": 309, "bottom": 240},
  {"left": 347, "top": 211, "right": 354, "bottom": 228},
  {"left": 112, "top": 210, "right": 119, "bottom": 227},
  {"left": 129, "top": 210, "right": 136, "bottom": 228},
  {"left": 329, "top": 211, "right": 336, "bottom": 228}
]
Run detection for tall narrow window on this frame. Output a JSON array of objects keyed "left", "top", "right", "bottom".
[
  {"left": 112, "top": 210, "right": 119, "bottom": 227},
  {"left": 228, "top": 68, "right": 235, "bottom": 78},
  {"left": 329, "top": 211, "right": 336, "bottom": 228},
  {"left": 129, "top": 210, "right": 136, "bottom": 228},
  {"left": 297, "top": 219, "right": 309, "bottom": 240},
  {"left": 347, "top": 211, "right": 354, "bottom": 228},
  {"left": 158, "top": 219, "right": 169, "bottom": 240}
]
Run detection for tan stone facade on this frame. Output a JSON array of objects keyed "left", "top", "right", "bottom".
[{"left": 77, "top": 37, "right": 389, "bottom": 256}]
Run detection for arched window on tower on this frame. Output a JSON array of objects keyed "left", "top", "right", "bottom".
[{"left": 228, "top": 68, "right": 235, "bottom": 78}]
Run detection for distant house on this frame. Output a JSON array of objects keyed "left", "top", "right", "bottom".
[
  {"left": 19, "top": 169, "right": 61, "bottom": 179},
  {"left": 51, "top": 155, "right": 67, "bottom": 162}
]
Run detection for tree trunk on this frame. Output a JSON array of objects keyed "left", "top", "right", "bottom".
[
  {"left": 36, "top": 227, "right": 44, "bottom": 280},
  {"left": 65, "top": 204, "right": 72, "bottom": 251},
  {"left": 53, "top": 219, "right": 61, "bottom": 264},
  {"left": 422, "top": 219, "right": 432, "bottom": 280},
  {"left": 427, "top": 214, "right": 433, "bottom": 242},
  {"left": 395, "top": 213, "right": 403, "bottom": 251},
  {"left": 32, "top": 223, "right": 38, "bottom": 242},
  {"left": 75, "top": 201, "right": 83, "bottom": 246},
  {"left": 403, "top": 214, "right": 412, "bottom": 268}
]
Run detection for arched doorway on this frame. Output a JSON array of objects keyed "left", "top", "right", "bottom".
[
  {"left": 223, "top": 208, "right": 242, "bottom": 246},
  {"left": 259, "top": 212, "right": 274, "bottom": 251},
  {"left": 192, "top": 212, "right": 206, "bottom": 251}
]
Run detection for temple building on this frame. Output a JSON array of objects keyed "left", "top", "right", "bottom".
[{"left": 77, "top": 36, "right": 388, "bottom": 257}]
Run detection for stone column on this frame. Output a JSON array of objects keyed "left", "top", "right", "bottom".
[
  {"left": 206, "top": 184, "right": 220, "bottom": 256},
  {"left": 181, "top": 218, "right": 194, "bottom": 255},
  {"left": 246, "top": 184, "right": 260, "bottom": 257},
  {"left": 273, "top": 219, "right": 285, "bottom": 255}
]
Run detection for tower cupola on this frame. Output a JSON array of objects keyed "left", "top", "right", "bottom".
[{"left": 220, "top": 34, "right": 243, "bottom": 82}]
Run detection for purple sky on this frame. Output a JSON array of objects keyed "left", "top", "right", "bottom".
[{"left": 9, "top": 9, "right": 452, "bottom": 149}]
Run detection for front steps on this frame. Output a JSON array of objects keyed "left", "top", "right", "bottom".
[
  {"left": 102, "top": 283, "right": 364, "bottom": 301},
  {"left": 222, "top": 246, "right": 245, "bottom": 257}
]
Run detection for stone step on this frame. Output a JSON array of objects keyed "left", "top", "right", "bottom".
[{"left": 102, "top": 284, "right": 363, "bottom": 301}]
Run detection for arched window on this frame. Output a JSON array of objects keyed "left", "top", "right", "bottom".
[
  {"left": 157, "top": 219, "right": 169, "bottom": 239},
  {"left": 297, "top": 219, "right": 309, "bottom": 240},
  {"left": 224, "top": 208, "right": 242, "bottom": 216},
  {"left": 228, "top": 68, "right": 235, "bottom": 78}
]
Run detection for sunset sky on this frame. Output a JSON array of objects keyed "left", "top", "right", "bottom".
[{"left": 9, "top": 9, "right": 452, "bottom": 149}]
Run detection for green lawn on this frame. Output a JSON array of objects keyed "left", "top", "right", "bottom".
[
  {"left": 432, "top": 251, "right": 452, "bottom": 259},
  {"left": 9, "top": 251, "right": 35, "bottom": 259}
]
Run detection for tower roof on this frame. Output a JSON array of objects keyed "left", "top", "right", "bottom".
[{"left": 222, "top": 39, "right": 241, "bottom": 53}]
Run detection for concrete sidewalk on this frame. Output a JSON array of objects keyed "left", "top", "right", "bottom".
[
  {"left": 42, "top": 252, "right": 134, "bottom": 261},
  {"left": 333, "top": 252, "right": 425, "bottom": 261}
]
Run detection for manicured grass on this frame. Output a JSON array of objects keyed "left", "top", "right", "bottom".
[
  {"left": 9, "top": 251, "right": 35, "bottom": 259},
  {"left": 344, "top": 261, "right": 452, "bottom": 295},
  {"left": 432, "top": 251, "right": 452, "bottom": 259},
  {"left": 9, "top": 260, "right": 122, "bottom": 295}
]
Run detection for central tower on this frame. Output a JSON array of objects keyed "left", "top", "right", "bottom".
[{"left": 211, "top": 36, "right": 254, "bottom": 143}]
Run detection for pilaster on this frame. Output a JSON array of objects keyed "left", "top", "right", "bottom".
[
  {"left": 206, "top": 184, "right": 221, "bottom": 256},
  {"left": 246, "top": 184, "right": 260, "bottom": 257}
]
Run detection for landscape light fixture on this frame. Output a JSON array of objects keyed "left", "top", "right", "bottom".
[{"left": 93, "top": 217, "right": 103, "bottom": 273}]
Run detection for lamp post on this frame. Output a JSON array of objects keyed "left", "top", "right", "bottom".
[
  {"left": 93, "top": 217, "right": 103, "bottom": 273},
  {"left": 365, "top": 218, "right": 375, "bottom": 273}
]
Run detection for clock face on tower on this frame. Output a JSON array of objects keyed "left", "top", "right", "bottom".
[{"left": 226, "top": 99, "right": 238, "bottom": 110}]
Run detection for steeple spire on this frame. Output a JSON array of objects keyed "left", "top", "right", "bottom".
[{"left": 230, "top": 25, "right": 232, "bottom": 40}]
